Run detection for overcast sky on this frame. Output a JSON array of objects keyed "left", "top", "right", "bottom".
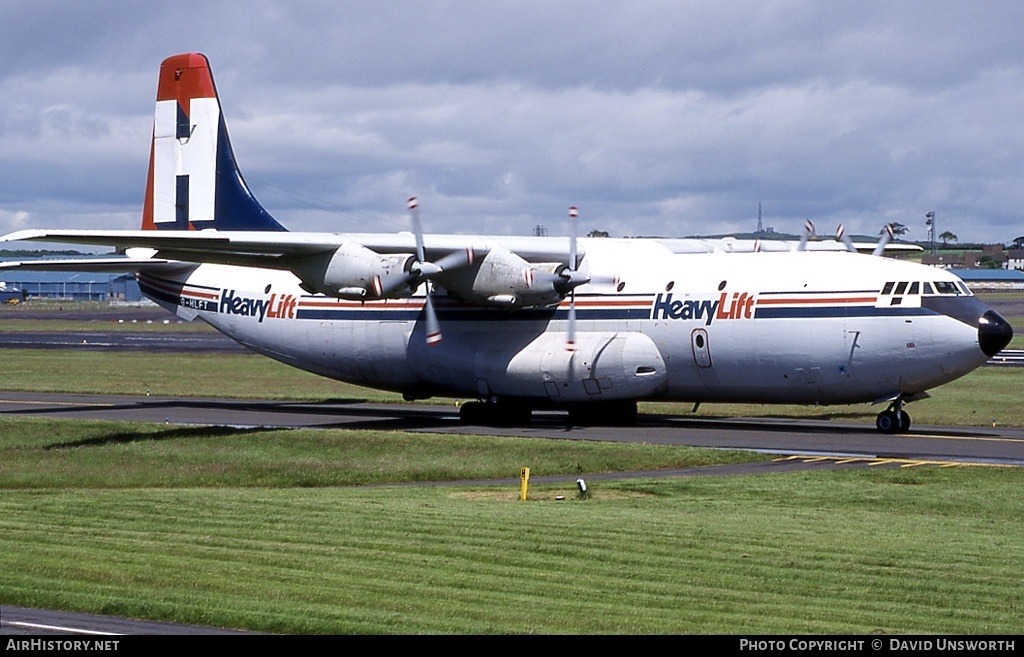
[{"left": 2, "top": 1, "right": 1023, "bottom": 245}]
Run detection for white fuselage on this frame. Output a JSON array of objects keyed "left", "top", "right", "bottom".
[{"left": 139, "top": 239, "right": 991, "bottom": 408}]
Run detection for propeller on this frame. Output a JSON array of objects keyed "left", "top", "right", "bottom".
[
  {"left": 404, "top": 197, "right": 477, "bottom": 345},
  {"left": 555, "top": 206, "right": 624, "bottom": 350},
  {"left": 796, "top": 219, "right": 816, "bottom": 251},
  {"left": 406, "top": 197, "right": 442, "bottom": 345},
  {"left": 566, "top": 206, "right": 580, "bottom": 351},
  {"left": 835, "top": 224, "right": 857, "bottom": 253},
  {"left": 872, "top": 223, "right": 895, "bottom": 257}
]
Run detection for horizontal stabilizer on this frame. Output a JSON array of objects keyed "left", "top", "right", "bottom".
[{"left": 0, "top": 255, "right": 180, "bottom": 273}]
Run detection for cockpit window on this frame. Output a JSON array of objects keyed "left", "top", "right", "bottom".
[
  {"left": 956, "top": 281, "right": 972, "bottom": 296},
  {"left": 908, "top": 282, "right": 919, "bottom": 295},
  {"left": 894, "top": 282, "right": 908, "bottom": 295},
  {"left": 881, "top": 281, "right": 894, "bottom": 295},
  {"left": 923, "top": 282, "right": 935, "bottom": 295},
  {"left": 934, "top": 281, "right": 960, "bottom": 295}
]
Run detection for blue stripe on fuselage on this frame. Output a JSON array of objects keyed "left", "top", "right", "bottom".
[{"left": 754, "top": 306, "right": 935, "bottom": 319}]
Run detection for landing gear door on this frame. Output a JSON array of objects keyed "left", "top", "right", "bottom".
[{"left": 691, "top": 328, "right": 712, "bottom": 368}]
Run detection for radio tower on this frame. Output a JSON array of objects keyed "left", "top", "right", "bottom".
[{"left": 756, "top": 202, "right": 763, "bottom": 234}]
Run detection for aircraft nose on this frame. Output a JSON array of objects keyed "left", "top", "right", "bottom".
[{"left": 978, "top": 309, "right": 1013, "bottom": 357}]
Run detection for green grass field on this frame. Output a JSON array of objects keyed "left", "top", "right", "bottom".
[
  {"left": 2, "top": 452, "right": 1022, "bottom": 633},
  {"left": 0, "top": 416, "right": 762, "bottom": 489}
]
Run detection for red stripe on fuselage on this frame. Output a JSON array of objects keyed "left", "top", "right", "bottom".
[{"left": 757, "top": 296, "right": 876, "bottom": 305}]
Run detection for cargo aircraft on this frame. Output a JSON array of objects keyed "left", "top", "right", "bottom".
[{"left": 1, "top": 54, "right": 1013, "bottom": 432}]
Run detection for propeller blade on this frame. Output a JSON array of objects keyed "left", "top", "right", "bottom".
[
  {"left": 423, "top": 289, "right": 442, "bottom": 346},
  {"left": 568, "top": 206, "right": 579, "bottom": 269},
  {"left": 836, "top": 224, "right": 857, "bottom": 253},
  {"left": 432, "top": 247, "right": 476, "bottom": 272},
  {"left": 405, "top": 198, "right": 475, "bottom": 281},
  {"left": 407, "top": 196, "right": 426, "bottom": 264},
  {"left": 566, "top": 294, "right": 577, "bottom": 352},
  {"left": 566, "top": 206, "right": 580, "bottom": 350},
  {"left": 872, "top": 223, "right": 895, "bottom": 257},
  {"left": 408, "top": 197, "right": 444, "bottom": 345},
  {"left": 796, "top": 219, "right": 815, "bottom": 252}
]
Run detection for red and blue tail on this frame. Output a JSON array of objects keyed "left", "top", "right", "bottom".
[{"left": 141, "top": 53, "right": 286, "bottom": 232}]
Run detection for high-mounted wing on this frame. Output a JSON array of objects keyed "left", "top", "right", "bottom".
[{"left": 0, "top": 228, "right": 586, "bottom": 304}]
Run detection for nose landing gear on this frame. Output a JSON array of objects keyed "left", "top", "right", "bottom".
[{"left": 876, "top": 399, "right": 911, "bottom": 434}]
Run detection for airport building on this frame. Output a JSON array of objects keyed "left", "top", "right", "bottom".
[
  {"left": 0, "top": 269, "right": 142, "bottom": 301},
  {"left": 956, "top": 269, "right": 1024, "bottom": 291}
]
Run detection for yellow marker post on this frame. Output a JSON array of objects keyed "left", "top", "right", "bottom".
[{"left": 519, "top": 467, "right": 530, "bottom": 501}]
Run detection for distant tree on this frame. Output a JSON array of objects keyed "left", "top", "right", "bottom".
[
  {"left": 587, "top": 229, "right": 610, "bottom": 238},
  {"left": 978, "top": 255, "right": 1003, "bottom": 270},
  {"left": 1011, "top": 235, "right": 1024, "bottom": 250},
  {"left": 886, "top": 222, "right": 909, "bottom": 237},
  {"left": 939, "top": 231, "right": 958, "bottom": 246}
]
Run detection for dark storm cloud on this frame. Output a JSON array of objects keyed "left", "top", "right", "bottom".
[{"left": 1, "top": 1, "right": 1022, "bottom": 242}]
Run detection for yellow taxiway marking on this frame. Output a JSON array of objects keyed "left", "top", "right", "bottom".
[
  {"left": 910, "top": 432, "right": 1024, "bottom": 445},
  {"left": 774, "top": 454, "right": 1014, "bottom": 469}
]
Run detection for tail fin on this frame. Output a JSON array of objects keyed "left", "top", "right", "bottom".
[{"left": 141, "top": 53, "right": 286, "bottom": 232}]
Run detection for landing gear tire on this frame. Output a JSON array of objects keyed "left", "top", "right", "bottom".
[
  {"left": 876, "top": 410, "right": 898, "bottom": 434},
  {"left": 459, "top": 401, "right": 487, "bottom": 425},
  {"left": 875, "top": 408, "right": 911, "bottom": 434}
]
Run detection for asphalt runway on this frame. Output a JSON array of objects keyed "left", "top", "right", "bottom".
[
  {"left": 0, "top": 605, "right": 248, "bottom": 636},
  {"left": 3, "top": 391, "right": 1022, "bottom": 469}
]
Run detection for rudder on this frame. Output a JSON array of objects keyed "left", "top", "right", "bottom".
[{"left": 141, "top": 53, "right": 286, "bottom": 232}]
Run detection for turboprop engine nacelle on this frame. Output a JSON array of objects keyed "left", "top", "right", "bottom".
[
  {"left": 441, "top": 246, "right": 568, "bottom": 309},
  {"left": 290, "top": 242, "right": 416, "bottom": 299}
]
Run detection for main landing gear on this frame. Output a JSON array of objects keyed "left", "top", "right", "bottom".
[{"left": 876, "top": 400, "right": 911, "bottom": 434}]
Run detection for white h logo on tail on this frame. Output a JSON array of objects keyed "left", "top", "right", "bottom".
[{"left": 152, "top": 97, "right": 219, "bottom": 227}]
